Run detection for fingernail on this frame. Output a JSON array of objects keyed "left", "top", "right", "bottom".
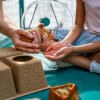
[
  {"left": 36, "top": 44, "right": 39, "bottom": 47},
  {"left": 29, "top": 34, "right": 33, "bottom": 38},
  {"left": 32, "top": 44, "right": 39, "bottom": 48},
  {"left": 32, "top": 32, "right": 35, "bottom": 35},
  {"left": 37, "top": 31, "right": 40, "bottom": 34},
  {"left": 43, "top": 35, "right": 45, "bottom": 37},
  {"left": 43, "top": 52, "right": 46, "bottom": 54},
  {"left": 54, "top": 54, "right": 57, "bottom": 56}
]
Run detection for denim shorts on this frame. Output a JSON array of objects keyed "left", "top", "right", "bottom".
[{"left": 55, "top": 27, "right": 100, "bottom": 46}]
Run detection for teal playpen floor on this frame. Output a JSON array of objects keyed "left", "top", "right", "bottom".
[
  {"left": 1, "top": 44, "right": 100, "bottom": 100},
  {"left": 13, "top": 52, "right": 100, "bottom": 100}
]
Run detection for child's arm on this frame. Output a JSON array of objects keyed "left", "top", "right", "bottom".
[
  {"left": 62, "top": 0, "right": 85, "bottom": 45},
  {"left": 0, "top": 1, "right": 17, "bottom": 37},
  {"left": 0, "top": 1, "right": 39, "bottom": 53},
  {"left": 72, "top": 41, "right": 100, "bottom": 53}
]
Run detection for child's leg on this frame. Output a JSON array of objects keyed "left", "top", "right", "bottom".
[
  {"left": 88, "top": 52, "right": 100, "bottom": 63},
  {"left": 63, "top": 54, "right": 100, "bottom": 74},
  {"left": 87, "top": 52, "right": 100, "bottom": 74},
  {"left": 63, "top": 55, "right": 91, "bottom": 70}
]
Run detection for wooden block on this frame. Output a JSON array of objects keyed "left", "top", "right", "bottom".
[
  {"left": 5, "top": 54, "right": 48, "bottom": 94},
  {"left": 0, "top": 47, "right": 23, "bottom": 63},
  {"left": 0, "top": 61, "right": 16, "bottom": 100}
]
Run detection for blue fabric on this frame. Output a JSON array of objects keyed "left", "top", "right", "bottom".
[
  {"left": 54, "top": 27, "right": 69, "bottom": 41},
  {"left": 55, "top": 28, "right": 100, "bottom": 45}
]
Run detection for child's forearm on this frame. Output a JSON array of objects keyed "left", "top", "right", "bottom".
[
  {"left": 62, "top": 25, "right": 84, "bottom": 44},
  {"left": 4, "top": 14, "right": 18, "bottom": 29},
  {"left": 0, "top": 14, "right": 18, "bottom": 38},
  {"left": 0, "top": 1, "right": 18, "bottom": 38},
  {"left": 72, "top": 41, "right": 100, "bottom": 53},
  {"left": 62, "top": 0, "right": 85, "bottom": 45}
]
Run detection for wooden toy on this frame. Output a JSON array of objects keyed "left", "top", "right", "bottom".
[
  {"left": 49, "top": 83, "right": 79, "bottom": 100},
  {"left": 0, "top": 47, "right": 23, "bottom": 63},
  {"left": 0, "top": 61, "right": 16, "bottom": 100},
  {"left": 5, "top": 54, "right": 49, "bottom": 94}
]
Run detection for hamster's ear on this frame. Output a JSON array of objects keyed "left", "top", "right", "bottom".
[{"left": 37, "top": 23, "right": 44, "bottom": 28}]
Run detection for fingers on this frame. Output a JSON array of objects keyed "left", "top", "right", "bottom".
[
  {"left": 32, "top": 32, "right": 39, "bottom": 44},
  {"left": 44, "top": 53, "right": 65, "bottom": 61},
  {"left": 32, "top": 31, "right": 42, "bottom": 44},
  {"left": 14, "top": 39, "right": 39, "bottom": 49},
  {"left": 44, "top": 47, "right": 66, "bottom": 61},
  {"left": 17, "top": 29, "right": 33, "bottom": 38},
  {"left": 45, "top": 46, "right": 53, "bottom": 53},
  {"left": 12, "top": 29, "right": 41, "bottom": 53},
  {"left": 54, "top": 48, "right": 65, "bottom": 56},
  {"left": 35, "top": 31, "right": 42, "bottom": 43},
  {"left": 45, "top": 42, "right": 59, "bottom": 53},
  {"left": 43, "top": 51, "right": 55, "bottom": 56},
  {"left": 44, "top": 55, "right": 56, "bottom": 61},
  {"left": 32, "top": 40, "right": 36, "bottom": 45},
  {"left": 16, "top": 46, "right": 40, "bottom": 53},
  {"left": 42, "top": 35, "right": 48, "bottom": 43},
  {"left": 14, "top": 39, "right": 40, "bottom": 53}
]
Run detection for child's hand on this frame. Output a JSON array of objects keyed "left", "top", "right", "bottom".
[
  {"left": 32, "top": 24, "right": 56, "bottom": 51},
  {"left": 43, "top": 41, "right": 67, "bottom": 55},
  {"left": 43, "top": 40, "right": 75, "bottom": 61},
  {"left": 10, "top": 28, "right": 40, "bottom": 53},
  {"left": 44, "top": 46, "right": 73, "bottom": 61},
  {"left": 38, "top": 31, "right": 55, "bottom": 51},
  {"left": 32, "top": 23, "right": 45, "bottom": 45}
]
